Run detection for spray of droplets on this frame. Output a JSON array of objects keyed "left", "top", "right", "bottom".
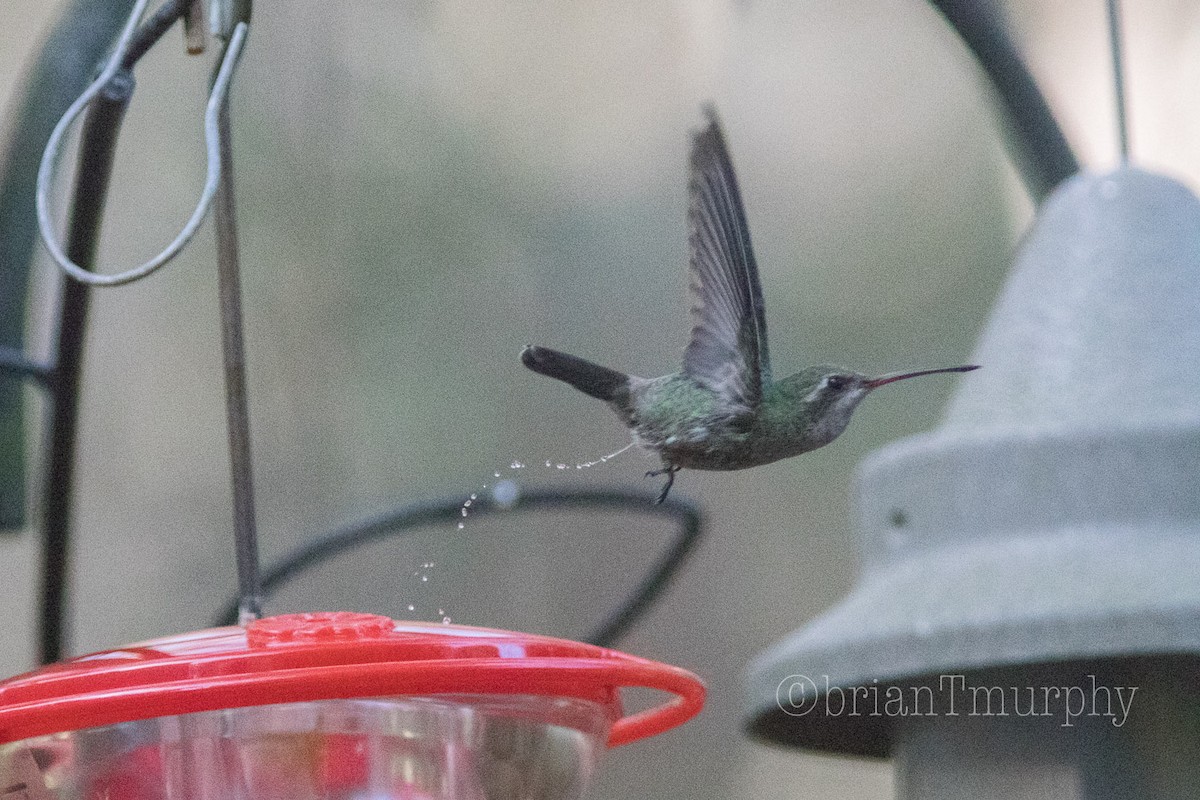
[
  {"left": 436, "top": 442, "right": 635, "bottom": 628},
  {"left": 455, "top": 442, "right": 635, "bottom": 530},
  {"left": 401, "top": 563, "right": 443, "bottom": 623}
]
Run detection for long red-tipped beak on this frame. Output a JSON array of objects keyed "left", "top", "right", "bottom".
[{"left": 864, "top": 364, "right": 979, "bottom": 390}]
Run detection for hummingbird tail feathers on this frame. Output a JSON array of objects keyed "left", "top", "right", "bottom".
[{"left": 521, "top": 346, "right": 629, "bottom": 402}]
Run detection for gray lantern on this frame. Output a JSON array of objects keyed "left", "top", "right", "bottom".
[{"left": 745, "top": 167, "right": 1200, "bottom": 798}]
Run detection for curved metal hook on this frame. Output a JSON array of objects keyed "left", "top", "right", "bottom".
[
  {"left": 214, "top": 485, "right": 706, "bottom": 648},
  {"left": 36, "top": 6, "right": 249, "bottom": 287}
]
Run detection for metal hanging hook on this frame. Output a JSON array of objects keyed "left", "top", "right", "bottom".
[{"left": 35, "top": 0, "right": 249, "bottom": 287}]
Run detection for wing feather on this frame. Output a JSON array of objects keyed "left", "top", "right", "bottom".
[{"left": 681, "top": 108, "right": 771, "bottom": 409}]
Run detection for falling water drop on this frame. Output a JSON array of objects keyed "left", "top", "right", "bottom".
[{"left": 492, "top": 480, "right": 519, "bottom": 509}]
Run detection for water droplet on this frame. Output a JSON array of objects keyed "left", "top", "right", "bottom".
[
  {"left": 423, "top": 562, "right": 435, "bottom": 568},
  {"left": 442, "top": 616, "right": 452, "bottom": 625},
  {"left": 463, "top": 499, "right": 472, "bottom": 508},
  {"left": 494, "top": 471, "right": 501, "bottom": 478},
  {"left": 421, "top": 575, "right": 428, "bottom": 582},
  {"left": 457, "top": 522, "right": 465, "bottom": 529},
  {"left": 510, "top": 460, "right": 524, "bottom": 470},
  {"left": 437, "top": 608, "right": 444, "bottom": 615},
  {"left": 492, "top": 480, "right": 519, "bottom": 509},
  {"left": 461, "top": 508, "right": 468, "bottom": 517},
  {"left": 470, "top": 493, "right": 477, "bottom": 501},
  {"left": 555, "top": 463, "right": 567, "bottom": 470},
  {"left": 545, "top": 460, "right": 552, "bottom": 468},
  {"left": 407, "top": 604, "right": 415, "bottom": 612}
]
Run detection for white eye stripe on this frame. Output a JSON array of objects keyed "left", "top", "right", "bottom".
[{"left": 805, "top": 375, "right": 850, "bottom": 403}]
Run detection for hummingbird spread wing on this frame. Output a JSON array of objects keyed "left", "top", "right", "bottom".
[{"left": 681, "top": 108, "right": 771, "bottom": 410}]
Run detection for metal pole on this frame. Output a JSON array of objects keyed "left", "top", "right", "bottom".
[
  {"left": 38, "top": 70, "right": 134, "bottom": 663},
  {"left": 211, "top": 27, "right": 262, "bottom": 624}
]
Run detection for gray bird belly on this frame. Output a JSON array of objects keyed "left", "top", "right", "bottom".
[{"left": 661, "top": 422, "right": 824, "bottom": 471}]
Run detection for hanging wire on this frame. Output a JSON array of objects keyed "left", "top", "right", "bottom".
[
  {"left": 35, "top": 1, "right": 249, "bottom": 288},
  {"left": 1106, "top": 0, "right": 1130, "bottom": 162},
  {"left": 215, "top": 486, "right": 705, "bottom": 649},
  {"left": 211, "top": 24, "right": 262, "bottom": 624}
]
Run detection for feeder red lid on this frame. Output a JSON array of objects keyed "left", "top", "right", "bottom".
[{"left": 0, "top": 613, "right": 704, "bottom": 747}]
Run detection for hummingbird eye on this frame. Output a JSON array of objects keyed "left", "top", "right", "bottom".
[{"left": 825, "top": 375, "right": 849, "bottom": 391}]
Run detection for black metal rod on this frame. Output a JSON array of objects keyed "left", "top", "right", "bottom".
[
  {"left": 215, "top": 488, "right": 704, "bottom": 648},
  {"left": 213, "top": 65, "right": 262, "bottom": 624},
  {"left": 38, "top": 70, "right": 135, "bottom": 665},
  {"left": 928, "top": 0, "right": 1080, "bottom": 200}
]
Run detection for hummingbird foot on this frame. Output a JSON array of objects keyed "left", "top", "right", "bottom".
[{"left": 646, "top": 465, "right": 680, "bottom": 504}]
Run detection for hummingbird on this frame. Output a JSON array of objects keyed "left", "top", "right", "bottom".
[{"left": 522, "top": 108, "right": 978, "bottom": 503}]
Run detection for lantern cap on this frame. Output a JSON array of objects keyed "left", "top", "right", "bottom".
[
  {"left": 746, "top": 168, "right": 1200, "bottom": 756},
  {"left": 0, "top": 612, "right": 704, "bottom": 747}
]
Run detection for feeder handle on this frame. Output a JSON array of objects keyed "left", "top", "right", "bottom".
[{"left": 604, "top": 660, "right": 707, "bottom": 747}]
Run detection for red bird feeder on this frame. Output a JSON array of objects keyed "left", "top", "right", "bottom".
[{"left": 0, "top": 613, "right": 704, "bottom": 800}]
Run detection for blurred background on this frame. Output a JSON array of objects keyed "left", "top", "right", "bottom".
[{"left": 2, "top": 1, "right": 1199, "bottom": 798}]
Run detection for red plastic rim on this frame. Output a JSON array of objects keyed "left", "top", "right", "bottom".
[{"left": 0, "top": 613, "right": 704, "bottom": 748}]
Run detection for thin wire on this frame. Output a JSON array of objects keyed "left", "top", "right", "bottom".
[
  {"left": 36, "top": 11, "right": 249, "bottom": 287},
  {"left": 1106, "top": 0, "right": 1130, "bottom": 162},
  {"left": 211, "top": 25, "right": 261, "bottom": 625}
]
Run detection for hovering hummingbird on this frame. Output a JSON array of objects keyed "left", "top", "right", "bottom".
[{"left": 522, "top": 108, "right": 977, "bottom": 503}]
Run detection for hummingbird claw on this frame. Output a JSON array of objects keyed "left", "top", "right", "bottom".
[{"left": 646, "top": 465, "right": 680, "bottom": 504}]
